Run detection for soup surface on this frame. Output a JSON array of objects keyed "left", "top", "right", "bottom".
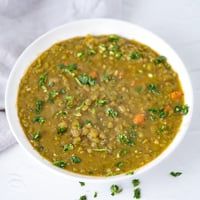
[{"left": 18, "top": 35, "right": 188, "bottom": 176}]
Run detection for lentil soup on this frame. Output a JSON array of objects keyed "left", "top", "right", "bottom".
[{"left": 17, "top": 35, "right": 188, "bottom": 176}]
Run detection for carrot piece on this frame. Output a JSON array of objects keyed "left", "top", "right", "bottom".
[
  {"left": 89, "top": 71, "right": 97, "bottom": 78},
  {"left": 170, "top": 91, "right": 183, "bottom": 100},
  {"left": 133, "top": 113, "right": 145, "bottom": 125}
]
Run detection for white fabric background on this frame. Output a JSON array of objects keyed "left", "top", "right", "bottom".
[{"left": 0, "top": 0, "right": 200, "bottom": 199}]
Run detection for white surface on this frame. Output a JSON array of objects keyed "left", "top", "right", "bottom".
[
  {"left": 1, "top": 0, "right": 200, "bottom": 199},
  {"left": 5, "top": 18, "right": 194, "bottom": 183}
]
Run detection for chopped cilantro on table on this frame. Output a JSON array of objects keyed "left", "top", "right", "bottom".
[
  {"left": 110, "top": 184, "right": 123, "bottom": 196},
  {"left": 170, "top": 171, "right": 182, "bottom": 177}
]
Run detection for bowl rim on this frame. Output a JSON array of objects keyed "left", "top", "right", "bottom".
[{"left": 5, "top": 18, "right": 194, "bottom": 182}]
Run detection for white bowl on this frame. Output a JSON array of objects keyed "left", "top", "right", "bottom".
[{"left": 5, "top": 19, "right": 193, "bottom": 182}]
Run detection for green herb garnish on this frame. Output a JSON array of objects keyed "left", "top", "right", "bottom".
[
  {"left": 94, "top": 192, "right": 98, "bottom": 198},
  {"left": 48, "top": 90, "right": 59, "bottom": 103},
  {"left": 57, "top": 127, "right": 67, "bottom": 135},
  {"left": 79, "top": 195, "right": 87, "bottom": 200},
  {"left": 130, "top": 51, "right": 141, "bottom": 60},
  {"left": 132, "top": 179, "right": 140, "bottom": 187},
  {"left": 117, "top": 133, "right": 135, "bottom": 146},
  {"left": 71, "top": 155, "right": 81, "bottom": 164},
  {"left": 39, "top": 73, "right": 47, "bottom": 87},
  {"left": 147, "top": 83, "right": 159, "bottom": 94},
  {"left": 154, "top": 55, "right": 166, "bottom": 64},
  {"left": 108, "top": 35, "right": 120, "bottom": 42},
  {"left": 35, "top": 100, "right": 44, "bottom": 114},
  {"left": 53, "top": 160, "right": 67, "bottom": 168},
  {"left": 134, "top": 188, "right": 141, "bottom": 199},
  {"left": 110, "top": 184, "right": 123, "bottom": 196},
  {"left": 148, "top": 108, "right": 168, "bottom": 120},
  {"left": 157, "top": 124, "right": 169, "bottom": 134},
  {"left": 79, "top": 181, "right": 85, "bottom": 186},
  {"left": 84, "top": 119, "right": 92, "bottom": 126},
  {"left": 77, "top": 74, "right": 96, "bottom": 86},
  {"left": 58, "top": 63, "right": 77, "bottom": 73},
  {"left": 174, "top": 105, "right": 189, "bottom": 115},
  {"left": 170, "top": 171, "right": 182, "bottom": 177},
  {"left": 33, "top": 116, "right": 45, "bottom": 124},
  {"left": 106, "top": 108, "right": 118, "bottom": 118},
  {"left": 63, "top": 144, "right": 74, "bottom": 151},
  {"left": 32, "top": 131, "right": 41, "bottom": 141}
]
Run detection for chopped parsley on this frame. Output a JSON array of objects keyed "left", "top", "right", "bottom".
[
  {"left": 71, "top": 155, "right": 81, "bottom": 164},
  {"left": 94, "top": 192, "right": 98, "bottom": 198},
  {"left": 48, "top": 90, "right": 59, "bottom": 103},
  {"left": 132, "top": 178, "right": 141, "bottom": 199},
  {"left": 147, "top": 83, "right": 159, "bottom": 94},
  {"left": 108, "top": 44, "right": 122, "bottom": 58},
  {"left": 108, "top": 35, "right": 120, "bottom": 42},
  {"left": 110, "top": 184, "right": 123, "bottom": 196},
  {"left": 154, "top": 55, "right": 167, "bottom": 64},
  {"left": 117, "top": 133, "right": 135, "bottom": 146},
  {"left": 157, "top": 124, "right": 169, "bottom": 134},
  {"left": 106, "top": 108, "right": 118, "bottom": 118},
  {"left": 57, "top": 127, "right": 67, "bottom": 135},
  {"left": 132, "top": 179, "right": 140, "bottom": 187},
  {"left": 134, "top": 188, "right": 141, "bottom": 199},
  {"left": 63, "top": 144, "right": 74, "bottom": 151},
  {"left": 170, "top": 171, "right": 182, "bottom": 177},
  {"left": 32, "top": 131, "right": 41, "bottom": 141},
  {"left": 174, "top": 105, "right": 189, "bottom": 115},
  {"left": 33, "top": 116, "right": 45, "bottom": 124},
  {"left": 35, "top": 100, "right": 44, "bottom": 114},
  {"left": 53, "top": 160, "right": 67, "bottom": 168},
  {"left": 148, "top": 108, "right": 168, "bottom": 120},
  {"left": 79, "top": 181, "right": 85, "bottom": 186},
  {"left": 58, "top": 63, "right": 77, "bottom": 73},
  {"left": 39, "top": 73, "right": 47, "bottom": 87},
  {"left": 76, "top": 74, "right": 96, "bottom": 86},
  {"left": 84, "top": 119, "right": 92, "bottom": 126},
  {"left": 130, "top": 51, "right": 141, "bottom": 60},
  {"left": 79, "top": 195, "right": 87, "bottom": 200}
]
